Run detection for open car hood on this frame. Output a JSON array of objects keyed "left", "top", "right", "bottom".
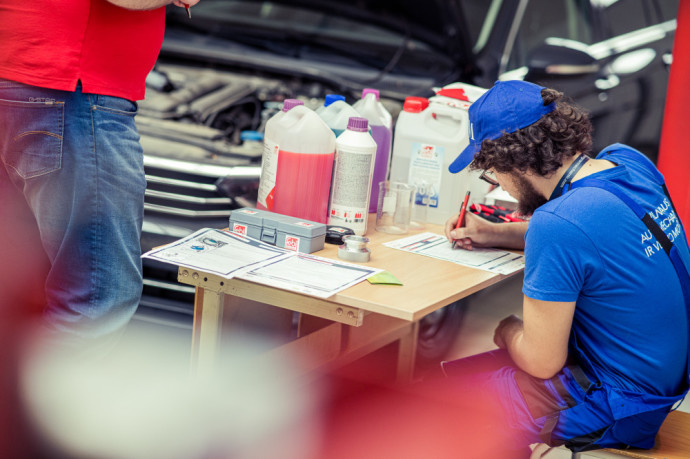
[{"left": 162, "top": 0, "right": 475, "bottom": 92}]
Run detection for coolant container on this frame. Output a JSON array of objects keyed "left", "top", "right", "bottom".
[
  {"left": 317, "top": 99, "right": 363, "bottom": 137},
  {"left": 264, "top": 105, "right": 336, "bottom": 224},
  {"left": 389, "top": 100, "right": 489, "bottom": 225},
  {"left": 257, "top": 99, "right": 304, "bottom": 212},
  {"left": 352, "top": 88, "right": 393, "bottom": 213},
  {"left": 327, "top": 117, "right": 378, "bottom": 235},
  {"left": 315, "top": 94, "right": 346, "bottom": 115}
]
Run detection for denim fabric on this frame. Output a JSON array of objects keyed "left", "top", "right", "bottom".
[{"left": 0, "top": 79, "right": 145, "bottom": 342}]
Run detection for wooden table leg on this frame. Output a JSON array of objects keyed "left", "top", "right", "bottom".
[
  {"left": 190, "top": 287, "right": 225, "bottom": 375},
  {"left": 396, "top": 320, "right": 420, "bottom": 383}
]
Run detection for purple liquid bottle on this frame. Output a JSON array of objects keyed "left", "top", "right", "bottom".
[{"left": 353, "top": 88, "right": 393, "bottom": 213}]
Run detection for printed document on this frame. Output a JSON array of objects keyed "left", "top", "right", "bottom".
[
  {"left": 384, "top": 232, "right": 524, "bottom": 275},
  {"left": 142, "top": 228, "right": 381, "bottom": 298}
]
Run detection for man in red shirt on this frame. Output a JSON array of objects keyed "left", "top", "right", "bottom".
[{"left": 0, "top": 0, "right": 200, "bottom": 354}]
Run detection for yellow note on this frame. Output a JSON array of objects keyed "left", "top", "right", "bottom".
[{"left": 367, "top": 271, "right": 403, "bottom": 285}]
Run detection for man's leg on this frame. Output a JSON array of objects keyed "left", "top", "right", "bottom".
[{"left": 0, "top": 81, "right": 145, "bottom": 351}]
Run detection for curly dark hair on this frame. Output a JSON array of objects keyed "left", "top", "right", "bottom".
[{"left": 470, "top": 88, "right": 593, "bottom": 177}]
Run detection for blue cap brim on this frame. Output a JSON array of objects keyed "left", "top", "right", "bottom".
[{"left": 449, "top": 142, "right": 478, "bottom": 174}]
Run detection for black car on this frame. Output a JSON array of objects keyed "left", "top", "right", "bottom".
[{"left": 134, "top": 0, "right": 677, "bottom": 361}]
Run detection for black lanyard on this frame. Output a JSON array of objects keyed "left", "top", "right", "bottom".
[{"left": 548, "top": 154, "right": 589, "bottom": 201}]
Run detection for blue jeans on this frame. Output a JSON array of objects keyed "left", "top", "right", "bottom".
[{"left": 0, "top": 79, "right": 145, "bottom": 344}]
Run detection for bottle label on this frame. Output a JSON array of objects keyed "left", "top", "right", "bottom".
[
  {"left": 408, "top": 143, "right": 443, "bottom": 208},
  {"left": 257, "top": 140, "right": 279, "bottom": 209},
  {"left": 328, "top": 144, "right": 375, "bottom": 232}
]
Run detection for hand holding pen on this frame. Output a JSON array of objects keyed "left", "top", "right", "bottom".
[
  {"left": 451, "top": 191, "right": 471, "bottom": 249},
  {"left": 172, "top": 0, "right": 200, "bottom": 18}
]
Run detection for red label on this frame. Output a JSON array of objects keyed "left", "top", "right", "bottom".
[
  {"left": 284, "top": 235, "right": 300, "bottom": 251},
  {"left": 233, "top": 223, "right": 247, "bottom": 235}
]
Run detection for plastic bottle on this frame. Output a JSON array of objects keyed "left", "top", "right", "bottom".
[
  {"left": 389, "top": 101, "right": 490, "bottom": 225},
  {"left": 328, "top": 117, "right": 378, "bottom": 235},
  {"left": 270, "top": 105, "right": 336, "bottom": 224},
  {"left": 315, "top": 94, "right": 346, "bottom": 114},
  {"left": 317, "top": 99, "right": 363, "bottom": 137},
  {"left": 257, "top": 99, "right": 303, "bottom": 212},
  {"left": 352, "top": 88, "right": 393, "bottom": 213}
]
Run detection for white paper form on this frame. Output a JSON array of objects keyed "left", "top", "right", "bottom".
[
  {"left": 239, "top": 253, "right": 383, "bottom": 298},
  {"left": 142, "top": 228, "right": 382, "bottom": 298},
  {"left": 384, "top": 232, "right": 524, "bottom": 275},
  {"left": 142, "top": 228, "right": 291, "bottom": 279}
]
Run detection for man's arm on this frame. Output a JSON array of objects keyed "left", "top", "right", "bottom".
[
  {"left": 494, "top": 296, "right": 575, "bottom": 379},
  {"left": 106, "top": 0, "right": 199, "bottom": 10}
]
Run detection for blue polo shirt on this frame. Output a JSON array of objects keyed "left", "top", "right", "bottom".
[{"left": 523, "top": 145, "right": 689, "bottom": 396}]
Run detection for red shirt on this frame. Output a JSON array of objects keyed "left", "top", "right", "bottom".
[{"left": 0, "top": 0, "right": 165, "bottom": 101}]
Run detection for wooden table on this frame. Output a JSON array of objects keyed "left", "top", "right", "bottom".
[{"left": 178, "top": 215, "right": 522, "bottom": 381}]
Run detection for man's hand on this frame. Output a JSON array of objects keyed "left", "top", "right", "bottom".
[
  {"left": 493, "top": 314, "right": 523, "bottom": 349},
  {"left": 445, "top": 211, "right": 496, "bottom": 251},
  {"left": 172, "top": 0, "right": 200, "bottom": 7},
  {"left": 444, "top": 210, "right": 529, "bottom": 251},
  {"left": 106, "top": 0, "right": 200, "bottom": 10}
]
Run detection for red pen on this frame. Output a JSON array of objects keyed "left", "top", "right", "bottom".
[
  {"left": 185, "top": 4, "right": 191, "bottom": 18},
  {"left": 452, "top": 191, "right": 471, "bottom": 248}
]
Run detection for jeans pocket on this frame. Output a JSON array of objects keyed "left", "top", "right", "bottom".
[
  {"left": 91, "top": 94, "right": 138, "bottom": 116},
  {"left": 0, "top": 97, "right": 64, "bottom": 180}
]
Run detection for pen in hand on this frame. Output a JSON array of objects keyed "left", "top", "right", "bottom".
[
  {"left": 452, "top": 191, "right": 471, "bottom": 249},
  {"left": 185, "top": 4, "right": 192, "bottom": 18}
]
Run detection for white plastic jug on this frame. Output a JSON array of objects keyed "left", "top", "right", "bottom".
[
  {"left": 328, "top": 117, "right": 378, "bottom": 235},
  {"left": 274, "top": 106, "right": 336, "bottom": 224},
  {"left": 352, "top": 88, "right": 393, "bottom": 214},
  {"left": 389, "top": 102, "right": 489, "bottom": 225},
  {"left": 259, "top": 104, "right": 336, "bottom": 224},
  {"left": 317, "top": 100, "right": 363, "bottom": 137},
  {"left": 257, "top": 99, "right": 304, "bottom": 212},
  {"left": 315, "top": 94, "right": 346, "bottom": 115}
]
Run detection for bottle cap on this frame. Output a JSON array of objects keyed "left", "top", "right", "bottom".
[
  {"left": 405, "top": 96, "right": 429, "bottom": 111},
  {"left": 403, "top": 99, "right": 424, "bottom": 113},
  {"left": 324, "top": 94, "right": 345, "bottom": 107},
  {"left": 325, "top": 225, "right": 356, "bottom": 245},
  {"left": 282, "top": 99, "right": 304, "bottom": 112},
  {"left": 347, "top": 117, "right": 369, "bottom": 132},
  {"left": 362, "top": 88, "right": 380, "bottom": 100}
]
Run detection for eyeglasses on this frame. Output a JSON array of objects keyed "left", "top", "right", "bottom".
[{"left": 479, "top": 170, "right": 499, "bottom": 186}]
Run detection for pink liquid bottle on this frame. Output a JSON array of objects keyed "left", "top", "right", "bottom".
[
  {"left": 352, "top": 88, "right": 393, "bottom": 213},
  {"left": 257, "top": 99, "right": 304, "bottom": 212},
  {"left": 271, "top": 106, "right": 336, "bottom": 224}
]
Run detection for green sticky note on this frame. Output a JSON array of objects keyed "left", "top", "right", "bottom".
[{"left": 367, "top": 271, "right": 403, "bottom": 285}]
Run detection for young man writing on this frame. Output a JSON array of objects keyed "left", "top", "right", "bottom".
[{"left": 443, "top": 80, "right": 690, "bottom": 452}]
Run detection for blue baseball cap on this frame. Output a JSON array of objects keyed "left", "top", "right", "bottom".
[{"left": 448, "top": 80, "right": 556, "bottom": 174}]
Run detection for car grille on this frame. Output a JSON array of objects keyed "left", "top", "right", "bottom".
[{"left": 137, "top": 153, "right": 261, "bottom": 331}]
